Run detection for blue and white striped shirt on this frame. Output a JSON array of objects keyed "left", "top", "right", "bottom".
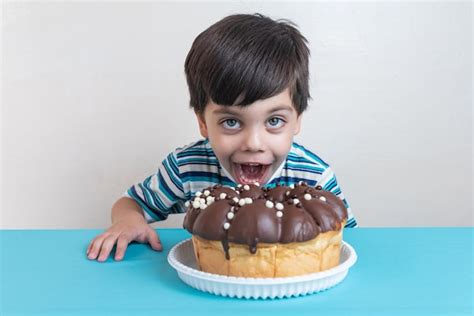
[{"left": 126, "top": 139, "right": 357, "bottom": 228}]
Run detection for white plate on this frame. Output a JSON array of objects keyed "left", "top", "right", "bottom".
[{"left": 168, "top": 238, "right": 357, "bottom": 299}]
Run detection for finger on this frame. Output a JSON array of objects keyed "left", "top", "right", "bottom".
[
  {"left": 114, "top": 234, "right": 131, "bottom": 261},
  {"left": 86, "top": 236, "right": 99, "bottom": 255},
  {"left": 86, "top": 240, "right": 93, "bottom": 255},
  {"left": 97, "top": 234, "right": 119, "bottom": 262},
  {"left": 147, "top": 229, "right": 163, "bottom": 252},
  {"left": 87, "top": 234, "right": 106, "bottom": 260}
]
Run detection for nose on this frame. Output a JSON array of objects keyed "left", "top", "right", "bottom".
[{"left": 241, "top": 127, "right": 265, "bottom": 153}]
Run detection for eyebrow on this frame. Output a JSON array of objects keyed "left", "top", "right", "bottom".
[{"left": 212, "top": 105, "right": 294, "bottom": 115}]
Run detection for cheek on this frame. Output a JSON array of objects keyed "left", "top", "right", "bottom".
[
  {"left": 268, "top": 132, "right": 294, "bottom": 156},
  {"left": 208, "top": 133, "right": 238, "bottom": 160}
]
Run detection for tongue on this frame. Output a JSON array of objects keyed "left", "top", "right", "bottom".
[{"left": 241, "top": 164, "right": 262, "bottom": 176}]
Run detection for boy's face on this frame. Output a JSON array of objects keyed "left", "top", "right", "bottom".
[{"left": 196, "top": 88, "right": 302, "bottom": 185}]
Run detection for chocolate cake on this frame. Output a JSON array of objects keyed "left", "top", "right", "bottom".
[{"left": 183, "top": 182, "right": 348, "bottom": 277}]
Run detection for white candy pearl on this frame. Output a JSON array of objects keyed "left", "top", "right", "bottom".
[
  {"left": 319, "top": 196, "right": 327, "bottom": 202},
  {"left": 304, "top": 193, "right": 312, "bottom": 201},
  {"left": 185, "top": 201, "right": 190, "bottom": 207},
  {"left": 244, "top": 197, "right": 253, "bottom": 204},
  {"left": 243, "top": 184, "right": 250, "bottom": 191},
  {"left": 237, "top": 184, "right": 242, "bottom": 188},
  {"left": 293, "top": 198, "right": 300, "bottom": 205},
  {"left": 227, "top": 212, "right": 234, "bottom": 220},
  {"left": 286, "top": 191, "right": 290, "bottom": 196},
  {"left": 206, "top": 196, "right": 214, "bottom": 204},
  {"left": 275, "top": 203, "right": 284, "bottom": 211},
  {"left": 203, "top": 190, "right": 210, "bottom": 196},
  {"left": 195, "top": 191, "right": 202, "bottom": 197},
  {"left": 223, "top": 222, "right": 230, "bottom": 230},
  {"left": 220, "top": 193, "right": 227, "bottom": 199},
  {"left": 233, "top": 197, "right": 239, "bottom": 203},
  {"left": 200, "top": 198, "right": 206, "bottom": 204},
  {"left": 254, "top": 182, "right": 260, "bottom": 186},
  {"left": 265, "top": 200, "right": 274, "bottom": 208},
  {"left": 276, "top": 211, "right": 283, "bottom": 218},
  {"left": 239, "top": 199, "right": 246, "bottom": 206},
  {"left": 199, "top": 203, "right": 207, "bottom": 210},
  {"left": 192, "top": 201, "right": 200, "bottom": 208}
]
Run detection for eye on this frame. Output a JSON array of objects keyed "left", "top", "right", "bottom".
[
  {"left": 266, "top": 117, "right": 285, "bottom": 129},
  {"left": 221, "top": 119, "right": 241, "bottom": 130}
]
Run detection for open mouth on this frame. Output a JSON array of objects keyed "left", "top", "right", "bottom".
[{"left": 233, "top": 162, "right": 272, "bottom": 185}]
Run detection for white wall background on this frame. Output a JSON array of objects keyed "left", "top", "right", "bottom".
[{"left": 1, "top": 1, "right": 472, "bottom": 229}]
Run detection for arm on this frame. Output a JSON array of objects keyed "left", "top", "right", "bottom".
[
  {"left": 86, "top": 197, "right": 163, "bottom": 262},
  {"left": 111, "top": 196, "right": 147, "bottom": 224},
  {"left": 87, "top": 151, "right": 185, "bottom": 262}
]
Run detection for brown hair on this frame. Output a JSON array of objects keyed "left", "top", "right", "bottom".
[{"left": 184, "top": 13, "right": 311, "bottom": 115}]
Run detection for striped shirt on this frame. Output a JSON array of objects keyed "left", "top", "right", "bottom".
[{"left": 125, "top": 139, "right": 357, "bottom": 228}]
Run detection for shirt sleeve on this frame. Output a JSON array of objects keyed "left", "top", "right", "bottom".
[
  {"left": 317, "top": 167, "right": 358, "bottom": 228},
  {"left": 123, "top": 151, "right": 186, "bottom": 223}
]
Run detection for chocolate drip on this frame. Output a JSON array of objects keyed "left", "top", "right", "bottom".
[
  {"left": 249, "top": 241, "right": 258, "bottom": 254},
  {"left": 221, "top": 239, "right": 230, "bottom": 260}
]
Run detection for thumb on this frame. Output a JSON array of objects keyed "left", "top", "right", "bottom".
[{"left": 147, "top": 229, "right": 163, "bottom": 252}]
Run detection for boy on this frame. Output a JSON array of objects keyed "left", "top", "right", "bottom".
[{"left": 87, "top": 13, "right": 357, "bottom": 262}]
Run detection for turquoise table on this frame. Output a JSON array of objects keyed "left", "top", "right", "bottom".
[{"left": 1, "top": 228, "right": 472, "bottom": 315}]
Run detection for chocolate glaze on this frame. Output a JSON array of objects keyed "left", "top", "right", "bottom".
[
  {"left": 265, "top": 186, "right": 290, "bottom": 202},
  {"left": 227, "top": 200, "right": 281, "bottom": 249},
  {"left": 279, "top": 203, "right": 319, "bottom": 243},
  {"left": 183, "top": 182, "right": 348, "bottom": 259},
  {"left": 189, "top": 200, "right": 232, "bottom": 241},
  {"left": 210, "top": 185, "right": 240, "bottom": 200},
  {"left": 237, "top": 184, "right": 265, "bottom": 199}
]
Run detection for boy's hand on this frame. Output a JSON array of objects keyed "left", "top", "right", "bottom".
[{"left": 86, "top": 214, "right": 163, "bottom": 262}]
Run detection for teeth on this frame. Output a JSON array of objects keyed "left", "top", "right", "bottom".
[
  {"left": 236, "top": 162, "right": 269, "bottom": 184},
  {"left": 240, "top": 175, "right": 259, "bottom": 184}
]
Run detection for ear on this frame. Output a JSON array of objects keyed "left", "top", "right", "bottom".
[
  {"left": 195, "top": 112, "right": 209, "bottom": 138},
  {"left": 294, "top": 114, "right": 303, "bottom": 135}
]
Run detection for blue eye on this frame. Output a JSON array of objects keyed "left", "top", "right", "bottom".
[
  {"left": 222, "top": 119, "right": 240, "bottom": 129},
  {"left": 267, "top": 117, "right": 285, "bottom": 128}
]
